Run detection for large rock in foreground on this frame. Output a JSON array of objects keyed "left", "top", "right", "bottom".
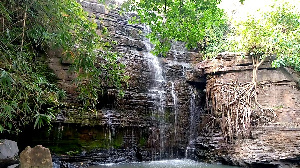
[
  {"left": 0, "top": 139, "right": 19, "bottom": 167},
  {"left": 0, "top": 139, "right": 19, "bottom": 159},
  {"left": 20, "top": 145, "right": 52, "bottom": 168}
]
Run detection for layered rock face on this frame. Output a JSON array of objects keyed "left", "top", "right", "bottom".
[
  {"left": 45, "top": 0, "right": 204, "bottom": 160},
  {"left": 79, "top": 0, "right": 204, "bottom": 157},
  {"left": 195, "top": 52, "right": 300, "bottom": 167}
]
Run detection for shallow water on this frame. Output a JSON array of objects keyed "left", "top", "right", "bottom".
[{"left": 88, "top": 159, "right": 239, "bottom": 168}]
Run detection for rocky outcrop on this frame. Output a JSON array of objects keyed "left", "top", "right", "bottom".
[
  {"left": 47, "top": 48, "right": 78, "bottom": 96},
  {"left": 195, "top": 52, "right": 300, "bottom": 167},
  {"left": 20, "top": 145, "right": 52, "bottom": 168}
]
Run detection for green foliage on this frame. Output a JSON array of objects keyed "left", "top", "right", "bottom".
[
  {"left": 0, "top": 66, "right": 63, "bottom": 134},
  {"left": 239, "top": 0, "right": 246, "bottom": 4},
  {"left": 0, "top": 0, "right": 127, "bottom": 133},
  {"left": 123, "top": 0, "right": 229, "bottom": 57},
  {"left": 229, "top": 1, "right": 300, "bottom": 71}
]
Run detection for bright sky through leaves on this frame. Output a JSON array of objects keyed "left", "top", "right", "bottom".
[
  {"left": 116, "top": 0, "right": 300, "bottom": 20},
  {"left": 219, "top": 0, "right": 300, "bottom": 21}
]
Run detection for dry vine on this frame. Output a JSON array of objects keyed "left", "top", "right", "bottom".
[{"left": 206, "top": 56, "right": 277, "bottom": 142}]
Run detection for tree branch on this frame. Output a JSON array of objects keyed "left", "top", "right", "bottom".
[
  {"left": 164, "top": 0, "right": 167, "bottom": 13},
  {"left": 256, "top": 56, "right": 265, "bottom": 69},
  {"left": 20, "top": 6, "right": 27, "bottom": 52},
  {"left": 2, "top": 17, "right": 4, "bottom": 33}
]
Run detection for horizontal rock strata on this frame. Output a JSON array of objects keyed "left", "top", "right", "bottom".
[{"left": 195, "top": 52, "right": 300, "bottom": 167}]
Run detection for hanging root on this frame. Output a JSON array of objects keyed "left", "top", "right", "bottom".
[{"left": 206, "top": 79, "right": 276, "bottom": 142}]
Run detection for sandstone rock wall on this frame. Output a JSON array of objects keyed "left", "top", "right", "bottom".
[
  {"left": 79, "top": 0, "right": 204, "bottom": 156},
  {"left": 195, "top": 52, "right": 300, "bottom": 167},
  {"left": 47, "top": 0, "right": 204, "bottom": 159}
]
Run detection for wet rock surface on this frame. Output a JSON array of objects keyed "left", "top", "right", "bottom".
[
  {"left": 52, "top": 148, "right": 151, "bottom": 168},
  {"left": 195, "top": 52, "right": 300, "bottom": 167}
]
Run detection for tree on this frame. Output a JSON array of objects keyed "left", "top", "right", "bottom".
[
  {"left": 231, "top": 1, "right": 300, "bottom": 72},
  {"left": 0, "top": 0, "right": 127, "bottom": 133},
  {"left": 211, "top": 1, "right": 300, "bottom": 141},
  {"left": 123, "top": 0, "right": 229, "bottom": 57}
]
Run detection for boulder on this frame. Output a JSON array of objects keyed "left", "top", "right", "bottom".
[
  {"left": 0, "top": 140, "right": 19, "bottom": 160},
  {"left": 0, "top": 139, "right": 19, "bottom": 167},
  {"left": 20, "top": 145, "right": 52, "bottom": 168}
]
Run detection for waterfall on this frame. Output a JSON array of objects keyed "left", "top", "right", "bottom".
[
  {"left": 141, "top": 25, "right": 202, "bottom": 160},
  {"left": 170, "top": 81, "right": 178, "bottom": 158},
  {"left": 171, "top": 81, "right": 178, "bottom": 139},
  {"left": 189, "top": 87, "right": 196, "bottom": 144},
  {"left": 143, "top": 25, "right": 167, "bottom": 159},
  {"left": 16, "top": 2, "right": 211, "bottom": 166},
  {"left": 185, "top": 86, "right": 201, "bottom": 159}
]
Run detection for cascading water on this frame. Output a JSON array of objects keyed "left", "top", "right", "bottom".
[
  {"left": 185, "top": 86, "right": 201, "bottom": 159},
  {"left": 143, "top": 26, "right": 167, "bottom": 159},
  {"left": 171, "top": 81, "right": 178, "bottom": 140},
  {"left": 104, "top": 111, "right": 115, "bottom": 152},
  {"left": 140, "top": 26, "right": 202, "bottom": 160},
  {"left": 170, "top": 81, "right": 178, "bottom": 158},
  {"left": 189, "top": 87, "right": 197, "bottom": 144}
]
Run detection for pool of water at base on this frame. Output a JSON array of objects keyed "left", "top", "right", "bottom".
[{"left": 88, "top": 159, "right": 239, "bottom": 168}]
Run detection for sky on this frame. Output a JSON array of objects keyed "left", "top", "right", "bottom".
[
  {"left": 115, "top": 0, "right": 300, "bottom": 20},
  {"left": 219, "top": 0, "right": 273, "bottom": 20},
  {"left": 219, "top": 0, "right": 300, "bottom": 21}
]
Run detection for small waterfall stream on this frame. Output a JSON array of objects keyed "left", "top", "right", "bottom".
[
  {"left": 185, "top": 86, "right": 199, "bottom": 158},
  {"left": 143, "top": 26, "right": 167, "bottom": 159},
  {"left": 170, "top": 81, "right": 178, "bottom": 158},
  {"left": 171, "top": 81, "right": 178, "bottom": 145}
]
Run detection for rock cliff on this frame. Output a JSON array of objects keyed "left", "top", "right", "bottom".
[
  {"left": 45, "top": 0, "right": 204, "bottom": 161},
  {"left": 195, "top": 52, "right": 300, "bottom": 167}
]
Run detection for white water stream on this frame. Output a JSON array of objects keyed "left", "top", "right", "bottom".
[
  {"left": 171, "top": 81, "right": 178, "bottom": 142},
  {"left": 88, "top": 159, "right": 239, "bottom": 168},
  {"left": 143, "top": 25, "right": 167, "bottom": 159}
]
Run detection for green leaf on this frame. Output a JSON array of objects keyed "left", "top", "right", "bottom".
[{"left": 0, "top": 125, "right": 4, "bottom": 133}]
